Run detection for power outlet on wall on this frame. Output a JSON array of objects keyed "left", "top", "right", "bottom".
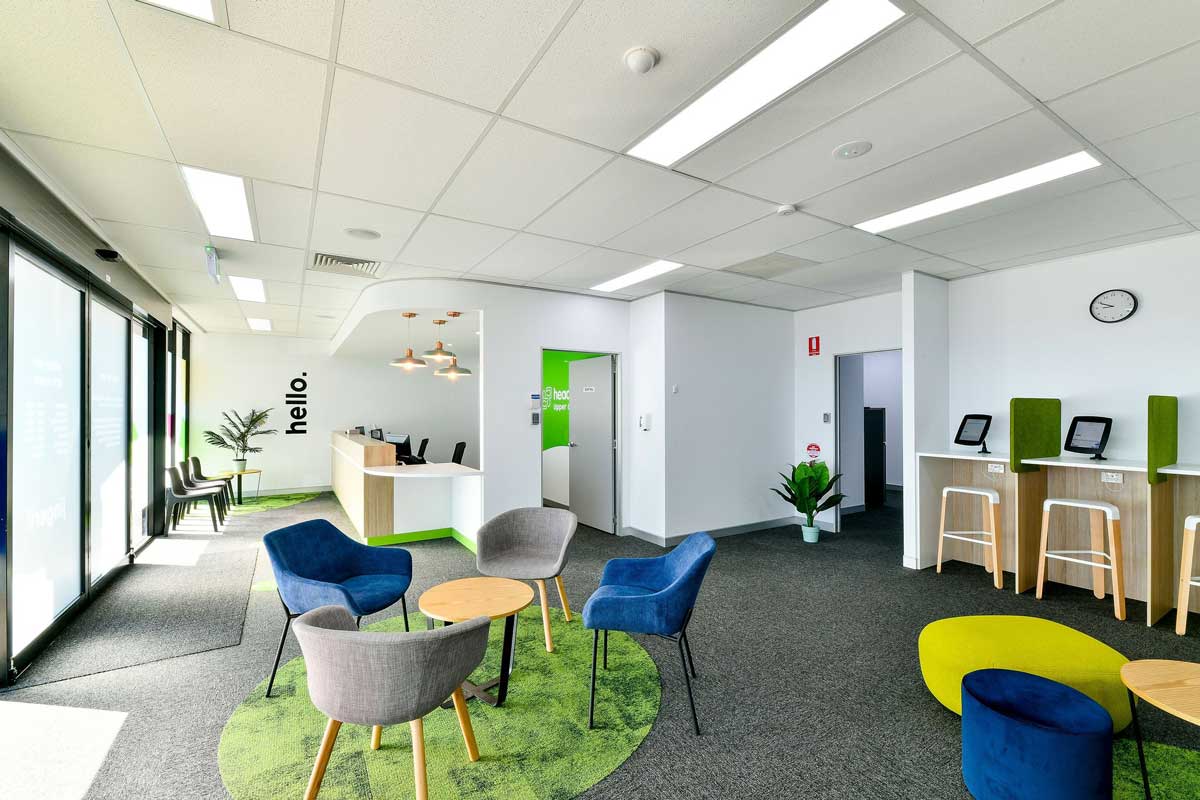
[
  {"left": 1100, "top": 471, "right": 1124, "bottom": 485},
  {"left": 987, "top": 463, "right": 1005, "bottom": 474}
]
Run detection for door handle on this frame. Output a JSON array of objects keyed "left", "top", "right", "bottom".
[{"left": 568, "top": 442, "right": 578, "bottom": 447}]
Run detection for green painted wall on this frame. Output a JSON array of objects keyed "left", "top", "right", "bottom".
[{"left": 541, "top": 350, "right": 607, "bottom": 451}]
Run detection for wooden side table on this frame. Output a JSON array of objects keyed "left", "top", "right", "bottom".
[
  {"left": 216, "top": 468, "right": 263, "bottom": 504},
  {"left": 1120, "top": 659, "right": 1200, "bottom": 800},
  {"left": 419, "top": 577, "right": 533, "bottom": 707}
]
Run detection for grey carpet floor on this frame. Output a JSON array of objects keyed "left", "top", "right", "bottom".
[{"left": 2, "top": 492, "right": 1199, "bottom": 799}]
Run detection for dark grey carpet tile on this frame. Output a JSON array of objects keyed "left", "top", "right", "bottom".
[{"left": 2, "top": 495, "right": 1199, "bottom": 799}]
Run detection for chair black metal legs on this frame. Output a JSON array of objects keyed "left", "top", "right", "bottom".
[
  {"left": 266, "top": 599, "right": 297, "bottom": 698},
  {"left": 603, "top": 629, "right": 609, "bottom": 670},
  {"left": 681, "top": 630, "right": 697, "bottom": 678},
  {"left": 587, "top": 625, "right": 702, "bottom": 735},
  {"left": 678, "top": 634, "right": 700, "bottom": 735},
  {"left": 401, "top": 594, "right": 410, "bottom": 632},
  {"left": 588, "top": 629, "right": 599, "bottom": 729}
]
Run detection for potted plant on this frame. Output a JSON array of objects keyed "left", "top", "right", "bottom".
[
  {"left": 203, "top": 409, "right": 278, "bottom": 472},
  {"left": 771, "top": 460, "right": 845, "bottom": 543}
]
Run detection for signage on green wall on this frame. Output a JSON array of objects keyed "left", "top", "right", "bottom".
[{"left": 541, "top": 350, "right": 606, "bottom": 451}]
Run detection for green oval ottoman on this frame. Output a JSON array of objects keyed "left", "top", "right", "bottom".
[{"left": 918, "top": 615, "right": 1131, "bottom": 731}]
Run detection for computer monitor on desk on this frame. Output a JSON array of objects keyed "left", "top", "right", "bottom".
[
  {"left": 1065, "top": 416, "right": 1112, "bottom": 460},
  {"left": 370, "top": 428, "right": 384, "bottom": 441},
  {"left": 954, "top": 414, "right": 992, "bottom": 454}
]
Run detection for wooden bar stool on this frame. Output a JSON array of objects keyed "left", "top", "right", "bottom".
[
  {"left": 1175, "top": 515, "right": 1200, "bottom": 635},
  {"left": 1036, "top": 498, "right": 1125, "bottom": 620},
  {"left": 936, "top": 485, "right": 1003, "bottom": 589}
]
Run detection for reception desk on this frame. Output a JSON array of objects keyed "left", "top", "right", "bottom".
[{"left": 330, "top": 432, "right": 483, "bottom": 550}]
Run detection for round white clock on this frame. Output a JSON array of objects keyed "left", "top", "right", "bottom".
[{"left": 1090, "top": 289, "right": 1137, "bottom": 323}]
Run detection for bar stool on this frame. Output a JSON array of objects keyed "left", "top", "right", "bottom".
[
  {"left": 1175, "top": 515, "right": 1200, "bottom": 635},
  {"left": 1036, "top": 498, "right": 1125, "bottom": 621},
  {"left": 936, "top": 486, "right": 1003, "bottom": 589}
]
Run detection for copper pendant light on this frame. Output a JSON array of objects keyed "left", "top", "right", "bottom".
[
  {"left": 390, "top": 312, "right": 427, "bottom": 369},
  {"left": 421, "top": 318, "right": 456, "bottom": 362},
  {"left": 434, "top": 311, "right": 472, "bottom": 378}
]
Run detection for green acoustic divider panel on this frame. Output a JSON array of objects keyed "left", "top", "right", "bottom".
[
  {"left": 1147, "top": 395, "right": 1179, "bottom": 484},
  {"left": 1009, "top": 398, "right": 1062, "bottom": 473}
]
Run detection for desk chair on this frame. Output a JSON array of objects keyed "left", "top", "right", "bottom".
[
  {"left": 1176, "top": 515, "right": 1200, "bottom": 635},
  {"left": 416, "top": 438, "right": 429, "bottom": 460},
  {"left": 452, "top": 441, "right": 466, "bottom": 464},
  {"left": 1036, "top": 498, "right": 1125, "bottom": 620},
  {"left": 189, "top": 456, "right": 234, "bottom": 505}
]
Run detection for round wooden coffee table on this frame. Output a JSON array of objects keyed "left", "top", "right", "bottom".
[
  {"left": 419, "top": 577, "right": 533, "bottom": 707},
  {"left": 1121, "top": 659, "right": 1200, "bottom": 799}
]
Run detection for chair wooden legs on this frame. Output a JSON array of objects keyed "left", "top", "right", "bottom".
[
  {"left": 305, "top": 718, "right": 341, "bottom": 800},
  {"left": 936, "top": 493, "right": 947, "bottom": 573},
  {"left": 536, "top": 579, "right": 554, "bottom": 652},
  {"left": 411, "top": 718, "right": 428, "bottom": 800},
  {"left": 1089, "top": 509, "right": 1107, "bottom": 599},
  {"left": 1109, "top": 518, "right": 1126, "bottom": 621},
  {"left": 981, "top": 497, "right": 994, "bottom": 575},
  {"left": 451, "top": 687, "right": 480, "bottom": 762},
  {"left": 370, "top": 725, "right": 382, "bottom": 751},
  {"left": 1035, "top": 509, "right": 1051, "bottom": 599},
  {"left": 988, "top": 499, "right": 1003, "bottom": 590},
  {"left": 555, "top": 575, "right": 572, "bottom": 622},
  {"left": 1178, "top": 527, "right": 1197, "bottom": 635}
]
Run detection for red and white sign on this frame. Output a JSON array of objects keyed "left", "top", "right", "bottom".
[
  {"left": 807, "top": 335, "right": 820, "bottom": 357},
  {"left": 806, "top": 443, "right": 821, "bottom": 460}
]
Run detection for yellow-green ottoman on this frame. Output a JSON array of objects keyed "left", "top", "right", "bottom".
[{"left": 918, "top": 615, "right": 1131, "bottom": 731}]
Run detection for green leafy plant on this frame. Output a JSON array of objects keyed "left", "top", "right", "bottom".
[
  {"left": 203, "top": 409, "right": 278, "bottom": 460},
  {"left": 771, "top": 460, "right": 845, "bottom": 528}
]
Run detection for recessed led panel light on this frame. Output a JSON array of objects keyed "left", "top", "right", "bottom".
[
  {"left": 228, "top": 275, "right": 266, "bottom": 303},
  {"left": 247, "top": 318, "right": 272, "bottom": 332},
  {"left": 854, "top": 151, "right": 1103, "bottom": 234},
  {"left": 591, "top": 260, "right": 683, "bottom": 292},
  {"left": 627, "top": 0, "right": 904, "bottom": 166},
  {"left": 181, "top": 165, "right": 254, "bottom": 241},
  {"left": 142, "top": 0, "right": 215, "bottom": 23}
]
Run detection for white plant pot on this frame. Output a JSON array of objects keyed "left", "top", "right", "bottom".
[
  {"left": 801, "top": 525, "right": 820, "bottom": 544},
  {"left": 233, "top": 458, "right": 248, "bottom": 472}
]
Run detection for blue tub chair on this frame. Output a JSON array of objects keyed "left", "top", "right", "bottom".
[
  {"left": 262, "top": 519, "right": 413, "bottom": 697},
  {"left": 583, "top": 532, "right": 716, "bottom": 734}
]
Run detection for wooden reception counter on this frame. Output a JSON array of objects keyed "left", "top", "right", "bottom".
[{"left": 330, "top": 431, "right": 396, "bottom": 538}]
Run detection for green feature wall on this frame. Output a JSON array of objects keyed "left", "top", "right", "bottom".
[
  {"left": 541, "top": 350, "right": 607, "bottom": 451},
  {"left": 1147, "top": 395, "right": 1179, "bottom": 485},
  {"left": 1009, "top": 397, "right": 1062, "bottom": 473}
]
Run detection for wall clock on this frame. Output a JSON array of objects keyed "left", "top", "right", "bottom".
[{"left": 1089, "top": 289, "right": 1137, "bottom": 324}]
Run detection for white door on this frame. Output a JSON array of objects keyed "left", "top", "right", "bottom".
[{"left": 568, "top": 355, "right": 615, "bottom": 533}]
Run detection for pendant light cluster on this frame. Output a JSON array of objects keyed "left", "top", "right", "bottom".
[{"left": 390, "top": 310, "right": 472, "bottom": 380}]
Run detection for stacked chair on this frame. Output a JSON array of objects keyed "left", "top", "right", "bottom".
[{"left": 165, "top": 466, "right": 225, "bottom": 533}]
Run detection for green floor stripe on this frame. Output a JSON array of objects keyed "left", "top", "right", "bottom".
[
  {"left": 230, "top": 493, "right": 321, "bottom": 515},
  {"left": 1115, "top": 739, "right": 1200, "bottom": 799},
  {"left": 219, "top": 607, "right": 659, "bottom": 800}
]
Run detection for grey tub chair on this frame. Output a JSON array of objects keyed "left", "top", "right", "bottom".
[
  {"left": 292, "top": 605, "right": 490, "bottom": 800},
  {"left": 476, "top": 507, "right": 577, "bottom": 652}
]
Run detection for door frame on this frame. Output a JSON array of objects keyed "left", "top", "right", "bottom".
[
  {"left": 538, "top": 349, "right": 621, "bottom": 534},
  {"left": 833, "top": 348, "right": 902, "bottom": 533}
]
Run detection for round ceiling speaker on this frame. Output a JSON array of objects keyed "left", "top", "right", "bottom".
[
  {"left": 624, "top": 47, "right": 661, "bottom": 75},
  {"left": 344, "top": 227, "right": 382, "bottom": 240},
  {"left": 833, "top": 140, "right": 873, "bottom": 160}
]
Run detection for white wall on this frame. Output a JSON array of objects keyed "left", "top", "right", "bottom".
[
  {"left": 947, "top": 232, "right": 1200, "bottom": 461},
  {"left": 664, "top": 293, "right": 795, "bottom": 537},
  {"left": 189, "top": 334, "right": 480, "bottom": 491},
  {"left": 837, "top": 354, "right": 865, "bottom": 509},
  {"left": 541, "top": 447, "right": 569, "bottom": 505},
  {"left": 863, "top": 349, "right": 903, "bottom": 487},
  {"left": 626, "top": 294, "right": 666, "bottom": 536},
  {"left": 794, "top": 292, "right": 903, "bottom": 526}
]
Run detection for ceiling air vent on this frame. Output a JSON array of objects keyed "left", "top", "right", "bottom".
[{"left": 309, "top": 252, "right": 382, "bottom": 279}]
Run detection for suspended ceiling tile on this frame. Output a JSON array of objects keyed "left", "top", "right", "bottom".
[
  {"left": 667, "top": 268, "right": 760, "bottom": 298},
  {"left": 1098, "top": 111, "right": 1200, "bottom": 176},
  {"left": 319, "top": 68, "right": 491, "bottom": 210},
  {"left": 11, "top": 134, "right": 202, "bottom": 232},
  {"left": 976, "top": 224, "right": 1195, "bottom": 271},
  {"left": 468, "top": 232, "right": 590, "bottom": 281},
  {"left": 527, "top": 156, "right": 704, "bottom": 244},
  {"left": 978, "top": 0, "right": 1200, "bottom": 101},
  {"left": 436, "top": 121, "right": 611, "bottom": 230},
  {"left": 301, "top": 284, "right": 361, "bottom": 309},
  {"left": 536, "top": 247, "right": 650, "bottom": 289},
  {"left": 769, "top": 244, "right": 928, "bottom": 293},
  {"left": 379, "top": 263, "right": 466, "bottom": 281},
  {"left": 300, "top": 306, "right": 347, "bottom": 324},
  {"left": 262, "top": 280, "right": 303, "bottom": 306},
  {"left": 99, "top": 220, "right": 209, "bottom": 270},
  {"left": 250, "top": 180, "right": 312, "bottom": 249},
  {"left": 309, "top": 193, "right": 423, "bottom": 262},
  {"left": 239, "top": 301, "right": 298, "bottom": 321},
  {"left": 1169, "top": 194, "right": 1200, "bottom": 224},
  {"left": 720, "top": 55, "right": 1029, "bottom": 204},
  {"left": 338, "top": 0, "right": 572, "bottom": 110},
  {"left": 704, "top": 276, "right": 778, "bottom": 303},
  {"left": 141, "top": 265, "right": 232, "bottom": 299},
  {"left": 750, "top": 283, "right": 853, "bottom": 311},
  {"left": 619, "top": 265, "right": 705, "bottom": 298},
  {"left": 111, "top": 0, "right": 328, "bottom": 186},
  {"left": 671, "top": 213, "right": 838, "bottom": 269},
  {"left": 604, "top": 187, "right": 775, "bottom": 258},
  {"left": 779, "top": 228, "right": 889, "bottom": 262},
  {"left": 934, "top": 266, "right": 987, "bottom": 280},
  {"left": 398, "top": 215, "right": 513, "bottom": 270},
  {"left": 917, "top": 0, "right": 1056, "bottom": 43},
  {"left": 1138, "top": 160, "right": 1200, "bottom": 201},
  {"left": 723, "top": 252, "right": 820, "bottom": 280},
  {"left": 524, "top": 281, "right": 636, "bottom": 300},
  {"left": 678, "top": 19, "right": 959, "bottom": 180},
  {"left": 505, "top": 0, "right": 813, "bottom": 149},
  {"left": 175, "top": 296, "right": 243, "bottom": 317},
  {"left": 296, "top": 320, "right": 341, "bottom": 339},
  {"left": 0, "top": 1, "right": 171, "bottom": 158},
  {"left": 210, "top": 237, "right": 306, "bottom": 282},
  {"left": 225, "top": 0, "right": 336, "bottom": 57},
  {"left": 300, "top": 270, "right": 376, "bottom": 290}
]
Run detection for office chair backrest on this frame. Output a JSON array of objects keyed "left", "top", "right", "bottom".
[
  {"left": 417, "top": 438, "right": 429, "bottom": 458},
  {"left": 452, "top": 441, "right": 466, "bottom": 464}
]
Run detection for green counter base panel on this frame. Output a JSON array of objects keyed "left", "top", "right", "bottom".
[{"left": 367, "top": 527, "right": 476, "bottom": 553}]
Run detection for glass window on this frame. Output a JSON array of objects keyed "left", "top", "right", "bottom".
[
  {"left": 89, "top": 301, "right": 129, "bottom": 583},
  {"left": 130, "top": 324, "right": 150, "bottom": 547},
  {"left": 11, "top": 251, "right": 83, "bottom": 654}
]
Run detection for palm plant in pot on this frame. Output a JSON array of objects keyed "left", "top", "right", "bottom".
[
  {"left": 203, "top": 409, "right": 277, "bottom": 472},
  {"left": 772, "top": 460, "right": 845, "bottom": 543}
]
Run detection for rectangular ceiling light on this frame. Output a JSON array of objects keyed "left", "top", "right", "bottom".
[
  {"left": 247, "top": 318, "right": 272, "bottom": 332},
  {"left": 627, "top": 0, "right": 904, "bottom": 166},
  {"left": 142, "top": 0, "right": 215, "bottom": 22},
  {"left": 181, "top": 165, "right": 254, "bottom": 241},
  {"left": 228, "top": 275, "right": 266, "bottom": 303},
  {"left": 854, "top": 151, "right": 1103, "bottom": 234},
  {"left": 591, "top": 260, "right": 683, "bottom": 292}
]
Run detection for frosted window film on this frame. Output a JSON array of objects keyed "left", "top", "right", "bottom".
[{"left": 89, "top": 301, "right": 129, "bottom": 584}]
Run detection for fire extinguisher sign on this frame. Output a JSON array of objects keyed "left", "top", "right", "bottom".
[
  {"left": 806, "top": 443, "right": 821, "bottom": 460},
  {"left": 808, "top": 336, "right": 820, "bottom": 357}
]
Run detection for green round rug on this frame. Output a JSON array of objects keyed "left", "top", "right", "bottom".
[
  {"left": 1115, "top": 739, "right": 1200, "bottom": 799},
  {"left": 219, "top": 607, "right": 660, "bottom": 800},
  {"left": 230, "top": 492, "right": 321, "bottom": 515}
]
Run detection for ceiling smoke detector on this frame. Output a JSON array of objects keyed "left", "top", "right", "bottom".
[
  {"left": 344, "top": 227, "right": 382, "bottom": 240},
  {"left": 624, "top": 46, "right": 660, "bottom": 75},
  {"left": 833, "top": 139, "right": 873, "bottom": 160},
  {"left": 776, "top": 204, "right": 799, "bottom": 216}
]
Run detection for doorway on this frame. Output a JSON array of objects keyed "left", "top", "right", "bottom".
[
  {"left": 540, "top": 349, "right": 618, "bottom": 534},
  {"left": 834, "top": 349, "right": 903, "bottom": 533}
]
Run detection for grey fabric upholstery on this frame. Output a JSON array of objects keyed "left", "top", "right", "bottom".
[
  {"left": 293, "top": 605, "right": 489, "bottom": 726},
  {"left": 476, "top": 507, "right": 577, "bottom": 580}
]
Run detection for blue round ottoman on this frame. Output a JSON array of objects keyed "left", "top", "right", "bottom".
[{"left": 962, "top": 669, "right": 1113, "bottom": 800}]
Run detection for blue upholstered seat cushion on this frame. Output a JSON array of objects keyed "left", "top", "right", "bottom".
[
  {"left": 263, "top": 519, "right": 412, "bottom": 617},
  {"left": 582, "top": 532, "right": 715, "bottom": 636},
  {"left": 962, "top": 669, "right": 1113, "bottom": 800}
]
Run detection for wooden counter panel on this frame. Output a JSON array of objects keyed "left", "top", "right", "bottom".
[{"left": 331, "top": 432, "right": 395, "bottom": 538}]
